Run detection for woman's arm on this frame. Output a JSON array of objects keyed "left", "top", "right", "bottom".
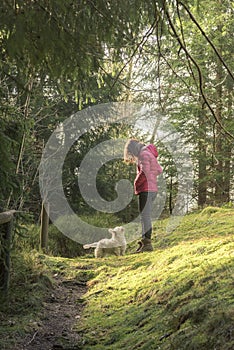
[{"left": 134, "top": 153, "right": 151, "bottom": 188}]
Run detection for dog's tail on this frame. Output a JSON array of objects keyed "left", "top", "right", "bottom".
[{"left": 83, "top": 243, "right": 98, "bottom": 249}]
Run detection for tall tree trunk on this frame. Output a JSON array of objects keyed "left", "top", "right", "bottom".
[
  {"left": 197, "top": 102, "right": 207, "bottom": 207},
  {"left": 213, "top": 9, "right": 232, "bottom": 205},
  {"left": 221, "top": 90, "right": 233, "bottom": 203}
]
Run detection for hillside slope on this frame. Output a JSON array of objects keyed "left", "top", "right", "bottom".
[
  {"left": 78, "top": 207, "right": 234, "bottom": 349},
  {"left": 0, "top": 207, "right": 233, "bottom": 350}
]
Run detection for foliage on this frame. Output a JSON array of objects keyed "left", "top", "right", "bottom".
[
  {"left": 0, "top": 95, "right": 23, "bottom": 209},
  {"left": 129, "top": 0, "right": 234, "bottom": 207},
  {"left": 1, "top": 0, "right": 233, "bottom": 218},
  {"left": 0, "top": 0, "right": 156, "bottom": 91},
  {"left": 62, "top": 122, "right": 141, "bottom": 222},
  {"left": 0, "top": 250, "right": 52, "bottom": 349}
]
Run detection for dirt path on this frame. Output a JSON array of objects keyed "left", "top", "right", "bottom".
[{"left": 12, "top": 275, "right": 87, "bottom": 350}]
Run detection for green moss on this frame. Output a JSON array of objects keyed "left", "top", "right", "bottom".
[
  {"left": 78, "top": 208, "right": 234, "bottom": 349},
  {"left": 1, "top": 207, "right": 234, "bottom": 350}
]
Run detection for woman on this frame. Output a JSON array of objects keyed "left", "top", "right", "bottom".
[{"left": 124, "top": 139, "right": 163, "bottom": 252}]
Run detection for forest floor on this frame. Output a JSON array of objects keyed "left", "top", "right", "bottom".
[
  {"left": 1, "top": 206, "right": 233, "bottom": 350},
  {"left": 11, "top": 274, "right": 86, "bottom": 350}
]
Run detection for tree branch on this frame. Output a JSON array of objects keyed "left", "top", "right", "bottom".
[
  {"left": 109, "top": 19, "right": 158, "bottom": 92},
  {"left": 175, "top": 1, "right": 199, "bottom": 89},
  {"left": 178, "top": 1, "right": 234, "bottom": 82},
  {"left": 164, "top": 6, "right": 234, "bottom": 140}
]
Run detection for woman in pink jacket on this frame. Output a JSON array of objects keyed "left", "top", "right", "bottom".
[{"left": 124, "top": 139, "right": 163, "bottom": 252}]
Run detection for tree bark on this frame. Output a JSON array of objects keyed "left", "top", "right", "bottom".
[
  {"left": 0, "top": 212, "right": 14, "bottom": 293},
  {"left": 197, "top": 102, "right": 207, "bottom": 207},
  {"left": 40, "top": 202, "right": 49, "bottom": 252}
]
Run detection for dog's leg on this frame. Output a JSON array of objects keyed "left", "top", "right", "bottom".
[
  {"left": 112, "top": 247, "right": 121, "bottom": 256},
  {"left": 120, "top": 246, "right": 126, "bottom": 255},
  {"left": 95, "top": 247, "right": 104, "bottom": 258}
]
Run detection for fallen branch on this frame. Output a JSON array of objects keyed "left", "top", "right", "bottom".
[{"left": 25, "top": 330, "right": 38, "bottom": 346}]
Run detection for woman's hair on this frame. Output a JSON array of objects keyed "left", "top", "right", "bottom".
[{"left": 124, "top": 139, "right": 145, "bottom": 163}]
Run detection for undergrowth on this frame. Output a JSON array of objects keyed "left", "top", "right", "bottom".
[{"left": 0, "top": 250, "right": 52, "bottom": 349}]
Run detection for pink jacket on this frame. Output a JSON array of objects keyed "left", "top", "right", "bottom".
[{"left": 134, "top": 144, "right": 163, "bottom": 195}]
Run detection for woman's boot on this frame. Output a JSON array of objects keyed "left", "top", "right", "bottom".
[{"left": 141, "top": 238, "right": 153, "bottom": 252}]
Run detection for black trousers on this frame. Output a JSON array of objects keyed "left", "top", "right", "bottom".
[{"left": 138, "top": 192, "right": 157, "bottom": 239}]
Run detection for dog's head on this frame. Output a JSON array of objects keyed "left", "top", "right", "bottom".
[{"left": 108, "top": 226, "right": 125, "bottom": 237}]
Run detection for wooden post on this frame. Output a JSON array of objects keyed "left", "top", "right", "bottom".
[
  {"left": 40, "top": 201, "right": 49, "bottom": 252},
  {"left": 0, "top": 211, "right": 14, "bottom": 293}
]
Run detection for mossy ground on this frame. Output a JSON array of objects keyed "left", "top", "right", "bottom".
[
  {"left": 78, "top": 207, "right": 234, "bottom": 349},
  {"left": 0, "top": 207, "right": 233, "bottom": 349}
]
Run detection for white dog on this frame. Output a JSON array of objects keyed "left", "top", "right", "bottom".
[{"left": 83, "top": 226, "right": 126, "bottom": 258}]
